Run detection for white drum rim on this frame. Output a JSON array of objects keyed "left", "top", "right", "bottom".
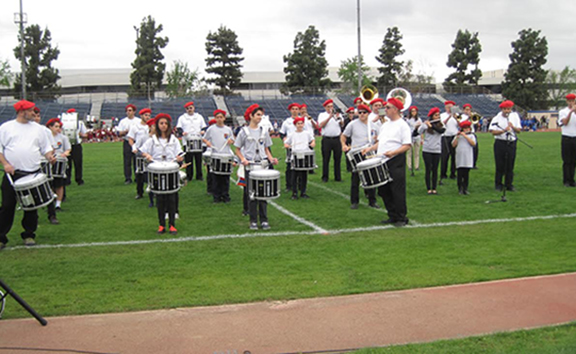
[
  {"left": 13, "top": 173, "right": 48, "bottom": 188},
  {"left": 250, "top": 170, "right": 280, "bottom": 178},
  {"left": 356, "top": 157, "right": 384, "bottom": 169}
]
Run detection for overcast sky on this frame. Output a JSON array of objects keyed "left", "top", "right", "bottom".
[{"left": 1, "top": 0, "right": 575, "bottom": 83}]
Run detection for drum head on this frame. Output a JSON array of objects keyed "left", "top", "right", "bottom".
[
  {"left": 356, "top": 156, "right": 384, "bottom": 169},
  {"left": 14, "top": 173, "right": 47, "bottom": 188},
  {"left": 147, "top": 161, "right": 179, "bottom": 172},
  {"left": 211, "top": 153, "right": 233, "bottom": 160},
  {"left": 251, "top": 170, "right": 280, "bottom": 178}
]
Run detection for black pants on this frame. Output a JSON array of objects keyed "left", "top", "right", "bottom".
[
  {"left": 423, "top": 152, "right": 441, "bottom": 191},
  {"left": 473, "top": 135, "right": 479, "bottom": 167},
  {"left": 292, "top": 170, "right": 308, "bottom": 195},
  {"left": 494, "top": 140, "right": 517, "bottom": 189},
  {"left": 244, "top": 169, "right": 268, "bottom": 224},
  {"left": 213, "top": 174, "right": 231, "bottom": 202},
  {"left": 561, "top": 136, "right": 576, "bottom": 185},
  {"left": 156, "top": 192, "right": 177, "bottom": 227},
  {"left": 185, "top": 152, "right": 203, "bottom": 180},
  {"left": 457, "top": 168, "right": 471, "bottom": 192},
  {"left": 285, "top": 162, "right": 294, "bottom": 190},
  {"left": 321, "top": 137, "right": 342, "bottom": 181},
  {"left": 351, "top": 171, "right": 376, "bottom": 204},
  {"left": 135, "top": 172, "right": 147, "bottom": 196},
  {"left": 441, "top": 136, "right": 456, "bottom": 179},
  {"left": 66, "top": 144, "right": 83, "bottom": 184},
  {"left": 206, "top": 167, "right": 215, "bottom": 195},
  {"left": 0, "top": 172, "right": 39, "bottom": 244},
  {"left": 377, "top": 154, "right": 407, "bottom": 222},
  {"left": 123, "top": 140, "right": 135, "bottom": 182}
]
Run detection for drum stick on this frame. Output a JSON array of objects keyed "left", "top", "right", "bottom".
[
  {"left": 180, "top": 162, "right": 191, "bottom": 170},
  {"left": 5, "top": 173, "right": 15, "bottom": 187}
]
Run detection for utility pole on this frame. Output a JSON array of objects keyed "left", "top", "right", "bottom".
[
  {"left": 14, "top": 0, "right": 27, "bottom": 100},
  {"left": 356, "top": 0, "right": 362, "bottom": 94}
]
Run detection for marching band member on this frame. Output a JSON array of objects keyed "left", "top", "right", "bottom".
[
  {"left": 318, "top": 99, "right": 344, "bottom": 182},
  {"left": 234, "top": 104, "right": 279, "bottom": 230},
  {"left": 299, "top": 104, "right": 319, "bottom": 133},
  {"left": 204, "top": 119, "right": 217, "bottom": 197},
  {"left": 117, "top": 104, "right": 140, "bottom": 184},
  {"left": 353, "top": 97, "right": 363, "bottom": 109},
  {"left": 405, "top": 106, "right": 422, "bottom": 172},
  {"left": 440, "top": 100, "right": 458, "bottom": 183},
  {"left": 203, "top": 110, "right": 234, "bottom": 203},
  {"left": 140, "top": 113, "right": 183, "bottom": 235},
  {"left": 341, "top": 104, "right": 380, "bottom": 209},
  {"left": 419, "top": 108, "right": 445, "bottom": 195},
  {"left": 134, "top": 117, "right": 156, "bottom": 208},
  {"left": 452, "top": 120, "right": 477, "bottom": 195},
  {"left": 559, "top": 93, "right": 576, "bottom": 187},
  {"left": 33, "top": 107, "right": 59, "bottom": 224},
  {"left": 369, "top": 98, "right": 387, "bottom": 132},
  {"left": 279, "top": 103, "right": 300, "bottom": 191},
  {"left": 0, "top": 100, "right": 54, "bottom": 249},
  {"left": 46, "top": 118, "right": 71, "bottom": 210},
  {"left": 461, "top": 104, "right": 479, "bottom": 168},
  {"left": 363, "top": 98, "right": 412, "bottom": 227},
  {"left": 177, "top": 102, "right": 206, "bottom": 182},
  {"left": 344, "top": 106, "right": 356, "bottom": 172},
  {"left": 284, "top": 116, "right": 315, "bottom": 199},
  {"left": 129, "top": 108, "right": 153, "bottom": 201},
  {"left": 489, "top": 100, "right": 522, "bottom": 192},
  {"left": 64, "top": 108, "right": 88, "bottom": 186}
]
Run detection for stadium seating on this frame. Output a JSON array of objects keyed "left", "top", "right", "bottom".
[
  {"left": 442, "top": 94, "right": 501, "bottom": 117},
  {"left": 0, "top": 101, "right": 92, "bottom": 125},
  {"left": 100, "top": 98, "right": 217, "bottom": 123}
]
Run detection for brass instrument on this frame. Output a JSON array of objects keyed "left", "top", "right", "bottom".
[
  {"left": 386, "top": 87, "right": 412, "bottom": 112},
  {"left": 471, "top": 112, "right": 482, "bottom": 125},
  {"left": 360, "top": 84, "right": 378, "bottom": 104}
]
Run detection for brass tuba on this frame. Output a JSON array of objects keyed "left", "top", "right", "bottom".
[
  {"left": 471, "top": 112, "right": 482, "bottom": 125},
  {"left": 386, "top": 87, "right": 412, "bottom": 112},
  {"left": 360, "top": 85, "right": 378, "bottom": 104}
]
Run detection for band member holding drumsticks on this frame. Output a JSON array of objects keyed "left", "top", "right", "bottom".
[
  {"left": 140, "top": 114, "right": 184, "bottom": 235},
  {"left": 203, "top": 110, "right": 235, "bottom": 204},
  {"left": 177, "top": 102, "right": 206, "bottom": 182},
  {"left": 0, "top": 100, "right": 55, "bottom": 249},
  {"left": 420, "top": 107, "right": 445, "bottom": 195},
  {"left": 46, "top": 118, "right": 71, "bottom": 211},
  {"left": 118, "top": 104, "right": 140, "bottom": 184},
  {"left": 284, "top": 116, "right": 315, "bottom": 200},
  {"left": 279, "top": 103, "right": 300, "bottom": 191},
  {"left": 235, "top": 104, "right": 279, "bottom": 230},
  {"left": 341, "top": 103, "right": 380, "bottom": 209},
  {"left": 33, "top": 107, "right": 59, "bottom": 224},
  {"left": 362, "top": 98, "right": 412, "bottom": 227},
  {"left": 128, "top": 108, "right": 153, "bottom": 200}
]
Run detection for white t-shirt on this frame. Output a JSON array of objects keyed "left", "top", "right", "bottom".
[
  {"left": 204, "top": 125, "right": 234, "bottom": 154},
  {"left": 369, "top": 113, "right": 390, "bottom": 133},
  {"left": 318, "top": 112, "right": 343, "bottom": 137},
  {"left": 285, "top": 130, "right": 314, "bottom": 153},
  {"left": 454, "top": 134, "right": 476, "bottom": 168},
  {"left": 490, "top": 112, "right": 522, "bottom": 141},
  {"left": 459, "top": 114, "right": 476, "bottom": 133},
  {"left": 140, "top": 135, "right": 182, "bottom": 162},
  {"left": 405, "top": 117, "right": 422, "bottom": 142},
  {"left": 441, "top": 112, "right": 459, "bottom": 136},
  {"left": 52, "top": 132, "right": 71, "bottom": 156},
  {"left": 177, "top": 113, "right": 206, "bottom": 136},
  {"left": 342, "top": 119, "right": 378, "bottom": 148},
  {"left": 376, "top": 118, "right": 412, "bottom": 163},
  {"left": 118, "top": 117, "right": 141, "bottom": 141},
  {"left": 127, "top": 122, "right": 150, "bottom": 147},
  {"left": 0, "top": 120, "right": 53, "bottom": 172},
  {"left": 73, "top": 121, "right": 88, "bottom": 144},
  {"left": 279, "top": 117, "right": 296, "bottom": 138},
  {"left": 259, "top": 115, "right": 274, "bottom": 134},
  {"left": 559, "top": 107, "right": 576, "bottom": 137},
  {"left": 304, "top": 117, "right": 316, "bottom": 133}
]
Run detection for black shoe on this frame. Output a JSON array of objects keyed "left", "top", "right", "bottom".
[
  {"left": 300, "top": 194, "right": 310, "bottom": 199},
  {"left": 569, "top": 183, "right": 576, "bottom": 187},
  {"left": 77, "top": 180, "right": 85, "bottom": 186},
  {"left": 49, "top": 216, "right": 59, "bottom": 225},
  {"left": 335, "top": 179, "right": 342, "bottom": 182},
  {"left": 242, "top": 210, "right": 249, "bottom": 216},
  {"left": 148, "top": 202, "right": 154, "bottom": 208},
  {"left": 321, "top": 178, "right": 328, "bottom": 183},
  {"left": 291, "top": 194, "right": 298, "bottom": 200},
  {"left": 369, "top": 203, "right": 381, "bottom": 209},
  {"left": 495, "top": 185, "right": 503, "bottom": 191},
  {"left": 223, "top": 197, "right": 231, "bottom": 203},
  {"left": 506, "top": 186, "right": 516, "bottom": 192},
  {"left": 350, "top": 203, "right": 359, "bottom": 210},
  {"left": 393, "top": 220, "right": 408, "bottom": 227},
  {"left": 381, "top": 218, "right": 395, "bottom": 225},
  {"left": 125, "top": 180, "right": 132, "bottom": 185},
  {"left": 135, "top": 194, "right": 143, "bottom": 200},
  {"left": 55, "top": 206, "right": 63, "bottom": 212}
]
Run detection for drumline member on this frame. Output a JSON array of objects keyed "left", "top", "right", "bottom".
[
  {"left": 341, "top": 104, "right": 380, "bottom": 209},
  {"left": 489, "top": 100, "right": 522, "bottom": 192},
  {"left": 440, "top": 100, "right": 459, "bottom": 183},
  {"left": 452, "top": 120, "right": 477, "bottom": 195},
  {"left": 203, "top": 110, "right": 235, "bottom": 203},
  {"left": 234, "top": 104, "right": 279, "bottom": 230},
  {"left": 46, "top": 118, "right": 71, "bottom": 210},
  {"left": 363, "top": 97, "right": 412, "bottom": 227},
  {"left": 177, "top": 102, "right": 206, "bottom": 181},
  {"left": 204, "top": 119, "right": 217, "bottom": 196},
  {"left": 33, "top": 107, "right": 59, "bottom": 224},
  {"left": 284, "top": 116, "right": 315, "bottom": 199},
  {"left": 405, "top": 106, "right": 422, "bottom": 172},
  {"left": 133, "top": 117, "right": 157, "bottom": 208},
  {"left": 129, "top": 108, "right": 153, "bottom": 201},
  {"left": 279, "top": 103, "right": 300, "bottom": 191},
  {"left": 558, "top": 93, "right": 576, "bottom": 187},
  {"left": 461, "top": 104, "right": 479, "bottom": 168},
  {"left": 0, "top": 100, "right": 55, "bottom": 249},
  {"left": 419, "top": 107, "right": 446, "bottom": 195},
  {"left": 64, "top": 108, "right": 88, "bottom": 186},
  {"left": 117, "top": 104, "right": 141, "bottom": 184},
  {"left": 318, "top": 99, "right": 344, "bottom": 182},
  {"left": 140, "top": 113, "right": 184, "bottom": 235}
]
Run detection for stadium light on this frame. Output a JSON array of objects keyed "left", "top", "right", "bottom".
[{"left": 14, "top": 0, "right": 27, "bottom": 100}]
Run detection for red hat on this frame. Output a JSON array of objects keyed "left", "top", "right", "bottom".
[
  {"left": 139, "top": 108, "right": 151, "bottom": 115},
  {"left": 213, "top": 109, "right": 227, "bottom": 117},
  {"left": 67, "top": 108, "right": 76, "bottom": 113},
  {"left": 294, "top": 117, "right": 305, "bottom": 124},
  {"left": 300, "top": 104, "right": 307, "bottom": 109},
  {"left": 387, "top": 97, "right": 404, "bottom": 111},
  {"left": 184, "top": 101, "right": 194, "bottom": 108},
  {"left": 566, "top": 93, "right": 576, "bottom": 100},
  {"left": 409, "top": 105, "right": 418, "bottom": 112},
  {"left": 459, "top": 120, "right": 472, "bottom": 128},
  {"left": 13, "top": 100, "right": 35, "bottom": 112},
  {"left": 346, "top": 107, "right": 355, "bottom": 113},
  {"left": 46, "top": 118, "right": 62, "bottom": 127},
  {"left": 444, "top": 100, "right": 456, "bottom": 106},
  {"left": 244, "top": 104, "right": 261, "bottom": 121},
  {"left": 357, "top": 104, "right": 372, "bottom": 113},
  {"left": 125, "top": 104, "right": 136, "bottom": 112},
  {"left": 154, "top": 113, "right": 172, "bottom": 122},
  {"left": 288, "top": 103, "right": 300, "bottom": 110},
  {"left": 427, "top": 107, "right": 440, "bottom": 117},
  {"left": 33, "top": 106, "right": 41, "bottom": 113},
  {"left": 463, "top": 104, "right": 472, "bottom": 109},
  {"left": 208, "top": 119, "right": 217, "bottom": 125},
  {"left": 146, "top": 118, "right": 156, "bottom": 127},
  {"left": 370, "top": 98, "right": 385, "bottom": 106},
  {"left": 499, "top": 100, "right": 514, "bottom": 109},
  {"left": 322, "top": 99, "right": 334, "bottom": 107},
  {"left": 353, "top": 97, "right": 362, "bottom": 104}
]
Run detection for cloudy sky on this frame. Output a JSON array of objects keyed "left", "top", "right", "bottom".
[{"left": 1, "top": 0, "right": 575, "bottom": 83}]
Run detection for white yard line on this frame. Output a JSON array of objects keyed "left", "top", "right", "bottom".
[{"left": 308, "top": 181, "right": 387, "bottom": 214}]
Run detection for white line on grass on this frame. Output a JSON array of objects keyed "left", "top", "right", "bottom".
[
  {"left": 5, "top": 213, "right": 576, "bottom": 251},
  {"left": 308, "top": 181, "right": 387, "bottom": 214}
]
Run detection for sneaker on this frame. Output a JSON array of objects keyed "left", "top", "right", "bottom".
[
  {"left": 135, "top": 194, "right": 143, "bottom": 200},
  {"left": 250, "top": 222, "right": 258, "bottom": 230},
  {"left": 49, "top": 216, "right": 60, "bottom": 225},
  {"left": 169, "top": 226, "right": 178, "bottom": 235},
  {"left": 261, "top": 222, "right": 270, "bottom": 230},
  {"left": 381, "top": 218, "right": 395, "bottom": 225},
  {"left": 369, "top": 203, "right": 380, "bottom": 209},
  {"left": 77, "top": 180, "right": 85, "bottom": 186},
  {"left": 300, "top": 194, "right": 310, "bottom": 199},
  {"left": 55, "top": 206, "right": 63, "bottom": 212},
  {"left": 157, "top": 226, "right": 166, "bottom": 234},
  {"left": 24, "top": 238, "right": 36, "bottom": 246},
  {"left": 350, "top": 203, "right": 359, "bottom": 210},
  {"left": 125, "top": 180, "right": 132, "bottom": 185},
  {"left": 393, "top": 220, "right": 408, "bottom": 227}
]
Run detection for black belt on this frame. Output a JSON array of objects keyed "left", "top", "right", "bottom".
[
  {"left": 562, "top": 135, "right": 576, "bottom": 139},
  {"left": 323, "top": 136, "right": 340, "bottom": 139}
]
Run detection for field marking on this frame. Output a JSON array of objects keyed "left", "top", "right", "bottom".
[
  {"left": 5, "top": 213, "right": 576, "bottom": 251},
  {"left": 308, "top": 181, "right": 388, "bottom": 214}
]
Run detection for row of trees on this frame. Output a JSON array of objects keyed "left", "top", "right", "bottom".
[{"left": 4, "top": 17, "right": 576, "bottom": 110}]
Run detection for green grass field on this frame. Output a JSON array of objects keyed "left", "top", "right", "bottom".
[{"left": 1, "top": 131, "right": 575, "bottom": 350}]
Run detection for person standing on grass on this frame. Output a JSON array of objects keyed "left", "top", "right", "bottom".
[
  {"left": 46, "top": 118, "right": 71, "bottom": 211},
  {"left": 419, "top": 108, "right": 445, "bottom": 195},
  {"left": 559, "top": 93, "right": 576, "bottom": 187},
  {"left": 318, "top": 99, "right": 344, "bottom": 183},
  {"left": 452, "top": 120, "right": 477, "bottom": 195},
  {"left": 279, "top": 103, "right": 300, "bottom": 191},
  {"left": 440, "top": 100, "right": 458, "bottom": 184},
  {"left": 177, "top": 102, "right": 206, "bottom": 182},
  {"left": 284, "top": 116, "right": 315, "bottom": 200},
  {"left": 117, "top": 104, "right": 140, "bottom": 184},
  {"left": 64, "top": 108, "right": 88, "bottom": 186},
  {"left": 405, "top": 105, "right": 422, "bottom": 172},
  {"left": 489, "top": 100, "right": 522, "bottom": 192},
  {"left": 203, "top": 110, "right": 235, "bottom": 204},
  {"left": 131, "top": 109, "right": 155, "bottom": 207}
]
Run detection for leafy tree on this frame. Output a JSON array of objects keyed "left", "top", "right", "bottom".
[
  {"left": 443, "top": 29, "right": 482, "bottom": 89},
  {"left": 283, "top": 25, "right": 331, "bottom": 95},
  {"left": 205, "top": 26, "right": 244, "bottom": 95},
  {"left": 165, "top": 61, "right": 208, "bottom": 98},
  {"left": 13, "top": 24, "right": 60, "bottom": 100},
  {"left": 375, "top": 27, "right": 405, "bottom": 89},
  {"left": 337, "top": 56, "right": 372, "bottom": 95},
  {"left": 502, "top": 29, "right": 548, "bottom": 110},
  {"left": 546, "top": 66, "right": 576, "bottom": 110},
  {"left": 129, "top": 16, "right": 168, "bottom": 99},
  {"left": 0, "top": 59, "right": 11, "bottom": 87},
  {"left": 398, "top": 59, "right": 414, "bottom": 87}
]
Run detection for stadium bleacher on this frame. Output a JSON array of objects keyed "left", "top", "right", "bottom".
[
  {"left": 100, "top": 98, "right": 217, "bottom": 123},
  {"left": 0, "top": 101, "right": 92, "bottom": 125},
  {"left": 442, "top": 94, "right": 501, "bottom": 118}
]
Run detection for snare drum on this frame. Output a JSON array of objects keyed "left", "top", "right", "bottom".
[
  {"left": 52, "top": 157, "right": 68, "bottom": 178},
  {"left": 292, "top": 150, "right": 316, "bottom": 171},
  {"left": 249, "top": 169, "right": 280, "bottom": 200},
  {"left": 285, "top": 148, "right": 292, "bottom": 164},
  {"left": 356, "top": 157, "right": 392, "bottom": 189},
  {"left": 147, "top": 161, "right": 181, "bottom": 194},
  {"left": 135, "top": 156, "right": 148, "bottom": 174},
  {"left": 346, "top": 145, "right": 375, "bottom": 172},
  {"left": 40, "top": 157, "right": 53, "bottom": 181},
  {"left": 185, "top": 135, "right": 203, "bottom": 153},
  {"left": 210, "top": 153, "right": 234, "bottom": 175},
  {"left": 202, "top": 150, "right": 212, "bottom": 165},
  {"left": 13, "top": 173, "right": 55, "bottom": 211}
]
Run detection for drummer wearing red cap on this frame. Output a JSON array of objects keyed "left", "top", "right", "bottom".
[
  {"left": 440, "top": 100, "right": 459, "bottom": 183},
  {"left": 129, "top": 108, "right": 153, "bottom": 202},
  {"left": 177, "top": 101, "right": 206, "bottom": 182},
  {"left": 0, "top": 100, "right": 55, "bottom": 249},
  {"left": 118, "top": 103, "right": 140, "bottom": 184},
  {"left": 452, "top": 120, "right": 477, "bottom": 195},
  {"left": 284, "top": 116, "right": 315, "bottom": 199},
  {"left": 559, "top": 93, "right": 576, "bottom": 187},
  {"left": 203, "top": 109, "right": 235, "bottom": 203},
  {"left": 318, "top": 99, "right": 344, "bottom": 182},
  {"left": 280, "top": 103, "right": 301, "bottom": 191},
  {"left": 489, "top": 100, "right": 522, "bottom": 191}
]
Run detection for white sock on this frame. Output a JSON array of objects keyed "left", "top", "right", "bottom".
[{"left": 56, "top": 200, "right": 61, "bottom": 208}]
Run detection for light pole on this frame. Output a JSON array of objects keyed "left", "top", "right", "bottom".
[
  {"left": 356, "top": 0, "right": 362, "bottom": 94},
  {"left": 14, "top": 0, "right": 27, "bottom": 100}
]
